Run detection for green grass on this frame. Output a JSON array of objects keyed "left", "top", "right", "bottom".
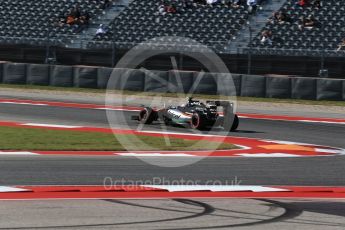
[
  {"left": 0, "top": 126, "right": 237, "bottom": 151},
  {"left": 0, "top": 83, "right": 106, "bottom": 93},
  {"left": 236, "top": 96, "right": 345, "bottom": 106},
  {"left": 1, "top": 83, "right": 344, "bottom": 106}
]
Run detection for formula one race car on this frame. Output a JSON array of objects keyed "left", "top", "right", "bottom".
[{"left": 131, "top": 97, "right": 239, "bottom": 131}]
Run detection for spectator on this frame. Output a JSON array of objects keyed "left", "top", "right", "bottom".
[
  {"left": 57, "top": 13, "right": 67, "bottom": 26},
  {"left": 271, "top": 11, "right": 291, "bottom": 24},
  {"left": 65, "top": 5, "right": 81, "bottom": 26},
  {"left": 66, "top": 14, "right": 76, "bottom": 25},
  {"left": 260, "top": 30, "right": 273, "bottom": 45},
  {"left": 102, "top": 0, "right": 112, "bottom": 9},
  {"left": 269, "top": 11, "right": 279, "bottom": 22},
  {"left": 79, "top": 12, "right": 90, "bottom": 25},
  {"left": 158, "top": 2, "right": 167, "bottom": 15},
  {"left": 207, "top": 0, "right": 219, "bottom": 4},
  {"left": 297, "top": 0, "right": 308, "bottom": 7},
  {"left": 70, "top": 4, "right": 81, "bottom": 19},
  {"left": 337, "top": 38, "right": 345, "bottom": 51},
  {"left": 312, "top": 0, "right": 321, "bottom": 9},
  {"left": 247, "top": 0, "right": 258, "bottom": 14},
  {"left": 96, "top": 24, "right": 108, "bottom": 35},
  {"left": 298, "top": 15, "right": 317, "bottom": 30},
  {"left": 166, "top": 4, "right": 177, "bottom": 13},
  {"left": 74, "top": 11, "right": 90, "bottom": 33},
  {"left": 158, "top": 2, "right": 177, "bottom": 15},
  {"left": 229, "top": 0, "right": 242, "bottom": 8}
]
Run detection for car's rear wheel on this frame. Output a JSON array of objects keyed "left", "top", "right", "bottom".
[
  {"left": 190, "top": 113, "right": 206, "bottom": 130},
  {"left": 139, "top": 107, "right": 156, "bottom": 124},
  {"left": 231, "top": 114, "right": 239, "bottom": 131},
  {"left": 222, "top": 114, "right": 239, "bottom": 132}
]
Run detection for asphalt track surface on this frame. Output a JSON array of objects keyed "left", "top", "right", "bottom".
[
  {"left": 2, "top": 198, "right": 345, "bottom": 230},
  {"left": 1, "top": 96, "right": 345, "bottom": 229},
  {"left": 0, "top": 102, "right": 344, "bottom": 186}
]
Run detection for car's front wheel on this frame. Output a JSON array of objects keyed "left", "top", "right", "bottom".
[
  {"left": 139, "top": 107, "right": 157, "bottom": 124},
  {"left": 190, "top": 113, "right": 206, "bottom": 130}
]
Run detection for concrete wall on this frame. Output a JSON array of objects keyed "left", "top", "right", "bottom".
[{"left": 1, "top": 62, "right": 344, "bottom": 101}]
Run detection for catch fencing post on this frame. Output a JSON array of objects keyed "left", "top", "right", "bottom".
[{"left": 247, "top": 24, "right": 253, "bottom": 75}]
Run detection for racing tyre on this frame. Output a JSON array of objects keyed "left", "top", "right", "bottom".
[
  {"left": 190, "top": 113, "right": 206, "bottom": 130},
  {"left": 222, "top": 114, "right": 239, "bottom": 132},
  {"left": 139, "top": 107, "right": 156, "bottom": 124},
  {"left": 231, "top": 114, "right": 239, "bottom": 131},
  {"left": 162, "top": 116, "right": 171, "bottom": 125}
]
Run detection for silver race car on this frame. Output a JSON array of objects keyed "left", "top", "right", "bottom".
[{"left": 132, "top": 97, "right": 239, "bottom": 131}]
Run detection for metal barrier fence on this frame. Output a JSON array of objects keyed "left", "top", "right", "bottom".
[
  {"left": 2, "top": 35, "right": 344, "bottom": 55},
  {"left": 1, "top": 35, "right": 345, "bottom": 77}
]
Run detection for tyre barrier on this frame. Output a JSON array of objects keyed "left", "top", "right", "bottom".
[
  {"left": 144, "top": 70, "right": 169, "bottom": 93},
  {"left": 241, "top": 75, "right": 266, "bottom": 98},
  {"left": 0, "top": 62, "right": 4, "bottom": 83},
  {"left": 1, "top": 62, "right": 344, "bottom": 101},
  {"left": 3, "top": 63, "right": 27, "bottom": 84},
  {"left": 97, "top": 67, "right": 112, "bottom": 89},
  {"left": 27, "top": 64, "right": 50, "bottom": 86},
  {"left": 266, "top": 76, "right": 291, "bottom": 99},
  {"left": 193, "top": 72, "right": 218, "bottom": 95},
  {"left": 316, "top": 79, "right": 343, "bottom": 101},
  {"left": 168, "top": 70, "right": 195, "bottom": 93},
  {"left": 230, "top": 74, "right": 242, "bottom": 96},
  {"left": 122, "top": 69, "right": 145, "bottom": 91},
  {"left": 50, "top": 65, "right": 74, "bottom": 87},
  {"left": 74, "top": 66, "right": 98, "bottom": 88},
  {"left": 216, "top": 72, "right": 238, "bottom": 96},
  {"left": 291, "top": 77, "right": 317, "bottom": 100}
]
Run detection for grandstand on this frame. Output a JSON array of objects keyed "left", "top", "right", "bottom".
[
  {"left": 251, "top": 0, "right": 345, "bottom": 56},
  {"left": 0, "top": 0, "right": 109, "bottom": 46},
  {"left": 89, "top": 0, "right": 250, "bottom": 51},
  {"left": 0, "top": 0, "right": 345, "bottom": 78}
]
